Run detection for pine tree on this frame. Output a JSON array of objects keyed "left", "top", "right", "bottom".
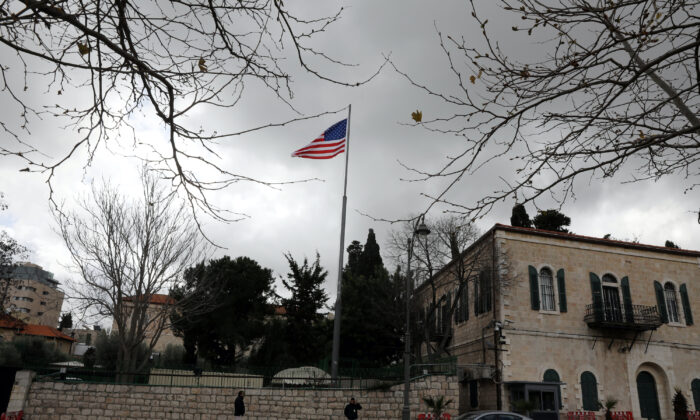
[
  {"left": 359, "top": 229, "right": 383, "bottom": 278},
  {"left": 533, "top": 209, "right": 571, "bottom": 232},
  {"left": 346, "top": 241, "right": 363, "bottom": 276},
  {"left": 281, "top": 253, "right": 330, "bottom": 365},
  {"left": 58, "top": 313, "right": 73, "bottom": 331},
  {"left": 510, "top": 204, "right": 533, "bottom": 228},
  {"left": 340, "top": 229, "right": 403, "bottom": 367}
]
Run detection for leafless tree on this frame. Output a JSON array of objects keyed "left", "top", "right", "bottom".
[
  {"left": 387, "top": 215, "right": 482, "bottom": 358},
  {"left": 1, "top": 0, "right": 381, "bottom": 221},
  {"left": 395, "top": 0, "right": 699, "bottom": 219},
  {"left": 0, "top": 192, "right": 28, "bottom": 313},
  {"left": 55, "top": 171, "right": 212, "bottom": 374}
]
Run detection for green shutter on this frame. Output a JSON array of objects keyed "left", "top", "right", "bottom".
[
  {"left": 654, "top": 281, "right": 668, "bottom": 324},
  {"left": 680, "top": 284, "right": 693, "bottom": 326},
  {"left": 621, "top": 276, "right": 634, "bottom": 323},
  {"left": 446, "top": 291, "right": 452, "bottom": 330},
  {"left": 692, "top": 378, "right": 700, "bottom": 410},
  {"left": 528, "top": 265, "right": 540, "bottom": 310},
  {"left": 455, "top": 288, "right": 461, "bottom": 324},
  {"left": 589, "top": 273, "right": 603, "bottom": 319},
  {"left": 475, "top": 272, "right": 481, "bottom": 315},
  {"left": 557, "top": 269, "right": 567, "bottom": 313},
  {"left": 581, "top": 371, "right": 599, "bottom": 411},
  {"left": 462, "top": 283, "right": 469, "bottom": 321},
  {"left": 484, "top": 266, "right": 492, "bottom": 313}
]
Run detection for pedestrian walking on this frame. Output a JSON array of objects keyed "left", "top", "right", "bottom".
[
  {"left": 344, "top": 397, "right": 362, "bottom": 419},
  {"left": 234, "top": 390, "right": 245, "bottom": 418}
]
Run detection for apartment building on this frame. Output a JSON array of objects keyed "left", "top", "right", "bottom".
[
  {"left": 414, "top": 224, "right": 699, "bottom": 420},
  {"left": 2, "top": 262, "right": 64, "bottom": 327}
]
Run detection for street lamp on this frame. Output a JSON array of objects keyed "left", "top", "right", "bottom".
[{"left": 403, "top": 215, "right": 430, "bottom": 420}]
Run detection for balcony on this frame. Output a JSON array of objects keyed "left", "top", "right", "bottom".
[
  {"left": 428, "top": 326, "right": 453, "bottom": 342},
  {"left": 584, "top": 304, "right": 662, "bottom": 331}
]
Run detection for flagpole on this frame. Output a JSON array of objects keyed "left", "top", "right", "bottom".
[{"left": 331, "top": 104, "right": 351, "bottom": 383}]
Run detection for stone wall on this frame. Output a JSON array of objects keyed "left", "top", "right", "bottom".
[{"left": 21, "top": 374, "right": 458, "bottom": 419}]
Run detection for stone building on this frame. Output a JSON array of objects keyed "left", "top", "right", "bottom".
[
  {"left": 414, "top": 224, "right": 699, "bottom": 420},
  {"left": 0, "top": 314, "right": 75, "bottom": 353},
  {"left": 111, "top": 294, "right": 183, "bottom": 353},
  {"left": 1, "top": 262, "right": 64, "bottom": 327}
]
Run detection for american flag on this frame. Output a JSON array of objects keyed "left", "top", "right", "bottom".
[{"left": 292, "top": 119, "right": 347, "bottom": 159}]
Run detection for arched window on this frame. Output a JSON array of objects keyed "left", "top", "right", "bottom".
[
  {"left": 544, "top": 369, "right": 563, "bottom": 409},
  {"left": 580, "top": 371, "right": 598, "bottom": 411},
  {"left": 544, "top": 369, "right": 560, "bottom": 382},
  {"left": 602, "top": 274, "right": 617, "bottom": 283},
  {"left": 692, "top": 379, "right": 700, "bottom": 411},
  {"left": 540, "top": 268, "right": 555, "bottom": 311},
  {"left": 664, "top": 283, "right": 680, "bottom": 323}
]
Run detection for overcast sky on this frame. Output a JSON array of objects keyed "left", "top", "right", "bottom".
[{"left": 1, "top": 0, "right": 698, "bottom": 327}]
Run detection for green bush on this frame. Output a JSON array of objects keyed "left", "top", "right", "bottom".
[
  {"left": 156, "top": 344, "right": 186, "bottom": 368},
  {"left": 0, "top": 341, "right": 22, "bottom": 366},
  {"left": 5, "top": 336, "right": 68, "bottom": 366},
  {"left": 94, "top": 331, "right": 148, "bottom": 371}
]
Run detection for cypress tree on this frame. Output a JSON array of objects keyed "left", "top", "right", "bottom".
[{"left": 510, "top": 204, "right": 533, "bottom": 228}]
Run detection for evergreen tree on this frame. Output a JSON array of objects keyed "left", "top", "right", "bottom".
[
  {"left": 358, "top": 229, "right": 383, "bottom": 278},
  {"left": 340, "top": 229, "right": 403, "bottom": 367},
  {"left": 533, "top": 209, "right": 571, "bottom": 232},
  {"left": 510, "top": 204, "right": 533, "bottom": 228},
  {"left": 171, "top": 256, "right": 274, "bottom": 366},
  {"left": 280, "top": 253, "right": 330, "bottom": 365},
  {"left": 665, "top": 240, "right": 680, "bottom": 249},
  {"left": 346, "top": 241, "right": 363, "bottom": 276},
  {"left": 58, "top": 313, "right": 73, "bottom": 331}
]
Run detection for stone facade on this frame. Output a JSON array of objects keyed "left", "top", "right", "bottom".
[
  {"left": 20, "top": 374, "right": 458, "bottom": 419},
  {"left": 415, "top": 224, "right": 700, "bottom": 419}
]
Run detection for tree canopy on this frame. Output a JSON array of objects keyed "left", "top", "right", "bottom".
[
  {"left": 510, "top": 204, "right": 533, "bottom": 228},
  {"left": 532, "top": 209, "right": 571, "bottom": 233},
  {"left": 340, "top": 229, "right": 403, "bottom": 367},
  {"left": 397, "top": 0, "right": 699, "bottom": 219},
  {"left": 171, "top": 256, "right": 274, "bottom": 366}
]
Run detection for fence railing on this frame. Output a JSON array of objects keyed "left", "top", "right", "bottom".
[
  {"left": 584, "top": 304, "right": 662, "bottom": 330},
  {"left": 24, "top": 361, "right": 454, "bottom": 390}
]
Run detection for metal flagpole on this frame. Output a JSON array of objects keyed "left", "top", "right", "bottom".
[{"left": 331, "top": 104, "right": 351, "bottom": 383}]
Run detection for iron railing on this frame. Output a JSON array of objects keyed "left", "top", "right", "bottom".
[{"left": 584, "top": 303, "right": 662, "bottom": 330}]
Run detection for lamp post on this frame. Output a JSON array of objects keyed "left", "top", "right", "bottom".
[{"left": 403, "top": 216, "right": 431, "bottom": 420}]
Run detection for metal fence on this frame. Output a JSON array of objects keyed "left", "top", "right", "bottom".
[{"left": 21, "top": 358, "right": 456, "bottom": 390}]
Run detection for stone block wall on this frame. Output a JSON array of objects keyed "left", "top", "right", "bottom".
[{"left": 21, "top": 374, "right": 458, "bottom": 419}]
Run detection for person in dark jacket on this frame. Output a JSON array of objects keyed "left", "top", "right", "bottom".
[
  {"left": 234, "top": 390, "right": 245, "bottom": 418},
  {"left": 344, "top": 397, "right": 362, "bottom": 419}
]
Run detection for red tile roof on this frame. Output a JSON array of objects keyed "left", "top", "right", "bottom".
[
  {"left": 123, "top": 294, "right": 176, "bottom": 305},
  {"left": 0, "top": 315, "right": 74, "bottom": 342},
  {"left": 0, "top": 314, "right": 26, "bottom": 329},
  {"left": 274, "top": 305, "right": 287, "bottom": 315},
  {"left": 19, "top": 324, "right": 75, "bottom": 342}
]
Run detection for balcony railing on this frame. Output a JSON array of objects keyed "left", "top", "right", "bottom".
[{"left": 584, "top": 304, "right": 662, "bottom": 331}]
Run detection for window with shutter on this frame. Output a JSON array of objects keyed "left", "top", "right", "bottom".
[
  {"left": 654, "top": 281, "right": 668, "bottom": 323},
  {"left": 539, "top": 268, "right": 555, "bottom": 311},
  {"left": 529, "top": 265, "right": 540, "bottom": 310},
  {"left": 557, "top": 269, "right": 567, "bottom": 313},
  {"left": 664, "top": 283, "right": 680, "bottom": 323},
  {"left": 621, "top": 277, "right": 634, "bottom": 323},
  {"left": 589, "top": 273, "right": 603, "bottom": 320},
  {"left": 580, "top": 371, "right": 598, "bottom": 411},
  {"left": 680, "top": 284, "right": 693, "bottom": 326},
  {"left": 692, "top": 378, "right": 700, "bottom": 410}
]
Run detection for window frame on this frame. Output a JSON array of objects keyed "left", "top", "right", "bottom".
[
  {"left": 664, "top": 282, "right": 682, "bottom": 325},
  {"left": 539, "top": 267, "right": 556, "bottom": 312}
]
